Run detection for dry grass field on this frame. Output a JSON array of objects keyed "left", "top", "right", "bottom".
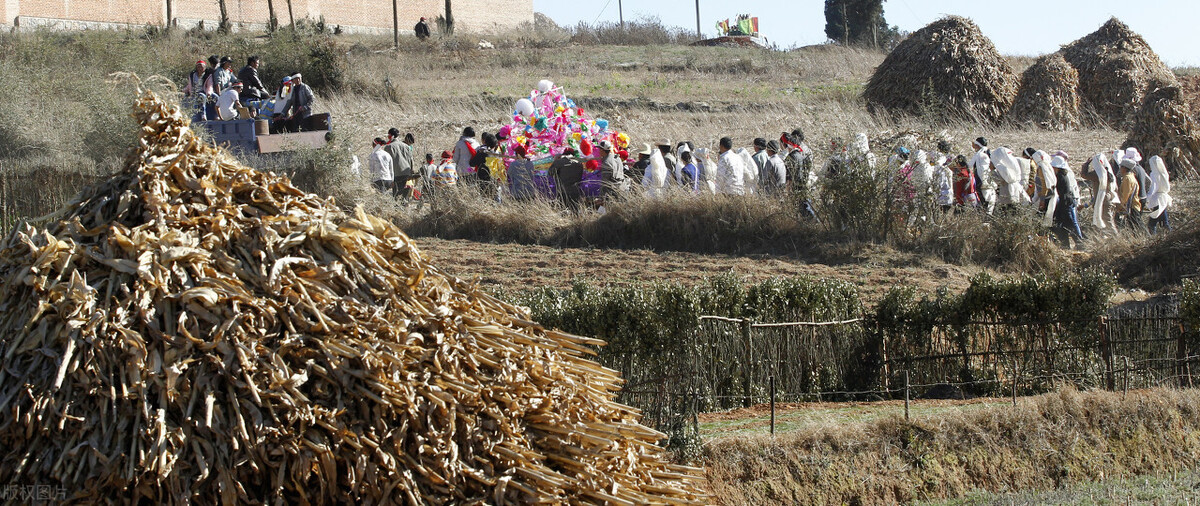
[{"left": 1, "top": 23, "right": 1199, "bottom": 505}]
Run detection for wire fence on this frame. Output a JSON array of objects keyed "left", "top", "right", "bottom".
[{"left": 608, "top": 301, "right": 1199, "bottom": 441}]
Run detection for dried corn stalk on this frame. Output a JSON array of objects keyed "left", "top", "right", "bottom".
[
  {"left": 863, "top": 16, "right": 1018, "bottom": 124},
  {"left": 1060, "top": 17, "right": 1179, "bottom": 129},
  {"left": 0, "top": 86, "right": 709, "bottom": 504},
  {"left": 1007, "top": 53, "right": 1082, "bottom": 130},
  {"left": 1124, "top": 86, "right": 1200, "bottom": 179}
]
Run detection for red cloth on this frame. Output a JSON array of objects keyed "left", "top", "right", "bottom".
[{"left": 954, "top": 167, "right": 978, "bottom": 205}]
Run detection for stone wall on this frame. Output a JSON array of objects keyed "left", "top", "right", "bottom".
[{"left": 3, "top": 0, "right": 532, "bottom": 34}]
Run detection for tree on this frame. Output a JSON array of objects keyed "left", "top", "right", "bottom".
[
  {"left": 266, "top": 0, "right": 278, "bottom": 32},
  {"left": 444, "top": 0, "right": 455, "bottom": 35},
  {"left": 824, "top": 0, "right": 896, "bottom": 48},
  {"left": 217, "top": 0, "right": 230, "bottom": 33}
]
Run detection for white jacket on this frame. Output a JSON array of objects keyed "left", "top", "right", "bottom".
[
  {"left": 368, "top": 147, "right": 393, "bottom": 182},
  {"left": 737, "top": 148, "right": 758, "bottom": 195},
  {"left": 718, "top": 150, "right": 745, "bottom": 195},
  {"left": 970, "top": 146, "right": 994, "bottom": 197}
]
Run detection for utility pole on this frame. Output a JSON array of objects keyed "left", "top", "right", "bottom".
[
  {"left": 392, "top": 0, "right": 399, "bottom": 48},
  {"left": 165, "top": 0, "right": 172, "bottom": 29},
  {"left": 286, "top": 0, "right": 294, "bottom": 28},
  {"left": 695, "top": 0, "right": 701, "bottom": 37},
  {"left": 445, "top": 0, "right": 454, "bottom": 35},
  {"left": 618, "top": 0, "right": 624, "bottom": 29}
]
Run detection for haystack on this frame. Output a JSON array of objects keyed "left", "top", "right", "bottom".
[
  {"left": 863, "top": 16, "right": 1018, "bottom": 123},
  {"left": 1124, "top": 86, "right": 1200, "bottom": 178},
  {"left": 1008, "top": 53, "right": 1082, "bottom": 130},
  {"left": 1060, "top": 17, "right": 1179, "bottom": 128},
  {"left": 0, "top": 87, "right": 708, "bottom": 504}
]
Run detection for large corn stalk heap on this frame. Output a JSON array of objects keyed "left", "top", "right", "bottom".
[{"left": 0, "top": 86, "right": 709, "bottom": 504}]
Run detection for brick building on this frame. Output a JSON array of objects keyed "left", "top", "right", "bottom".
[{"left": 2, "top": 0, "right": 533, "bottom": 34}]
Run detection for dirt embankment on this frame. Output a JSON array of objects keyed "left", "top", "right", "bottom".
[{"left": 703, "top": 388, "right": 1200, "bottom": 505}]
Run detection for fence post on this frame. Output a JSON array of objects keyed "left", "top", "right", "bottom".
[
  {"left": 769, "top": 375, "right": 776, "bottom": 436},
  {"left": 1177, "top": 320, "right": 1190, "bottom": 388},
  {"left": 878, "top": 321, "right": 890, "bottom": 395},
  {"left": 903, "top": 370, "right": 910, "bottom": 421},
  {"left": 1011, "top": 365, "right": 1018, "bottom": 407},
  {"left": 741, "top": 318, "right": 753, "bottom": 408},
  {"left": 1099, "top": 316, "right": 1114, "bottom": 391}
]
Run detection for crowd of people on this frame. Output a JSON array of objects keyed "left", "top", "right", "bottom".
[
  {"left": 360, "top": 124, "right": 1173, "bottom": 249},
  {"left": 182, "top": 55, "right": 316, "bottom": 132}
]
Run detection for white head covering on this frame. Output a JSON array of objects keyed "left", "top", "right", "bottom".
[
  {"left": 1125, "top": 147, "right": 1142, "bottom": 163},
  {"left": 1111, "top": 149, "right": 1125, "bottom": 167},
  {"left": 1050, "top": 156, "right": 1067, "bottom": 169},
  {"left": 914, "top": 150, "right": 928, "bottom": 165},
  {"left": 851, "top": 133, "right": 870, "bottom": 155},
  {"left": 1090, "top": 154, "right": 1112, "bottom": 229},
  {"left": 1147, "top": 155, "right": 1172, "bottom": 218},
  {"left": 990, "top": 147, "right": 1021, "bottom": 185}
]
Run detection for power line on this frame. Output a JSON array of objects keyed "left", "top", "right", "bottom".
[{"left": 593, "top": 0, "right": 614, "bottom": 24}]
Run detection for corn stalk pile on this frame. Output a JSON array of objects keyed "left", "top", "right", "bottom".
[
  {"left": 0, "top": 87, "right": 709, "bottom": 504},
  {"left": 1059, "top": 17, "right": 1180, "bottom": 129},
  {"left": 862, "top": 16, "right": 1018, "bottom": 124},
  {"left": 1124, "top": 86, "right": 1200, "bottom": 179},
  {"left": 1007, "top": 53, "right": 1082, "bottom": 131}
]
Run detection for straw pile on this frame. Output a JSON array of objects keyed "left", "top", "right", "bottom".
[
  {"left": 863, "top": 16, "right": 1018, "bottom": 123},
  {"left": 1060, "top": 17, "right": 1179, "bottom": 128},
  {"left": 1181, "top": 75, "right": 1200, "bottom": 119},
  {"left": 0, "top": 87, "right": 708, "bottom": 504},
  {"left": 1008, "top": 53, "right": 1082, "bottom": 130},
  {"left": 1124, "top": 86, "right": 1200, "bottom": 178}
]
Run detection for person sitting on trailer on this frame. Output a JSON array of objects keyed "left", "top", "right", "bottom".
[
  {"left": 217, "top": 81, "right": 244, "bottom": 121},
  {"left": 285, "top": 73, "right": 315, "bottom": 131},
  {"left": 269, "top": 76, "right": 294, "bottom": 133}
]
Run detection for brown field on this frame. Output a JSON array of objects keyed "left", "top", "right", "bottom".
[{"left": 414, "top": 236, "right": 975, "bottom": 301}]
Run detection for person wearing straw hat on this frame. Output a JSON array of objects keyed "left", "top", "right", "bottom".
[
  {"left": 631, "top": 144, "right": 654, "bottom": 181},
  {"left": 1050, "top": 155, "right": 1085, "bottom": 248}
]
